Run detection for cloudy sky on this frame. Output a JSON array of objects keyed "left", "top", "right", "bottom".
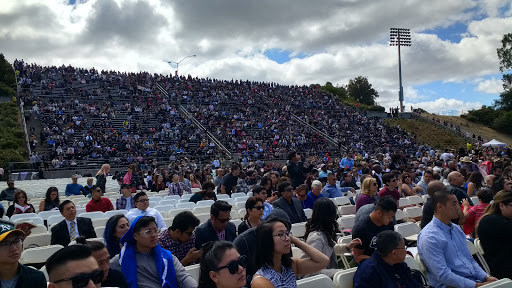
[{"left": 1, "top": 0, "right": 511, "bottom": 114}]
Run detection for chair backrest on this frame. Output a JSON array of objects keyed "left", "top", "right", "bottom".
[
  {"left": 297, "top": 274, "right": 334, "bottom": 288},
  {"left": 10, "top": 213, "right": 38, "bottom": 222},
  {"left": 164, "top": 195, "right": 180, "bottom": 201},
  {"left": 176, "top": 202, "right": 196, "bottom": 210},
  {"left": 404, "top": 255, "right": 420, "bottom": 271},
  {"left": 104, "top": 210, "right": 128, "bottom": 218},
  {"left": 158, "top": 200, "right": 177, "bottom": 206},
  {"left": 30, "top": 225, "right": 48, "bottom": 234},
  {"left": 470, "top": 196, "right": 480, "bottom": 205},
  {"left": 47, "top": 215, "right": 65, "bottom": 226},
  {"left": 20, "top": 245, "right": 64, "bottom": 265},
  {"left": 196, "top": 200, "right": 215, "bottom": 207},
  {"left": 194, "top": 213, "right": 211, "bottom": 224},
  {"left": 292, "top": 246, "right": 304, "bottom": 258},
  {"left": 291, "top": 222, "right": 307, "bottom": 238},
  {"left": 78, "top": 211, "right": 106, "bottom": 219},
  {"left": 414, "top": 253, "right": 427, "bottom": 274},
  {"left": 304, "top": 208, "right": 313, "bottom": 219},
  {"left": 231, "top": 219, "right": 242, "bottom": 231},
  {"left": 332, "top": 196, "right": 351, "bottom": 206},
  {"left": 403, "top": 206, "right": 422, "bottom": 219},
  {"left": 474, "top": 238, "right": 485, "bottom": 255},
  {"left": 184, "top": 264, "right": 200, "bottom": 282},
  {"left": 395, "top": 209, "right": 405, "bottom": 221},
  {"left": 230, "top": 192, "right": 246, "bottom": 199},
  {"left": 192, "top": 206, "right": 211, "bottom": 215},
  {"left": 168, "top": 208, "right": 192, "bottom": 218},
  {"left": 13, "top": 217, "right": 44, "bottom": 227},
  {"left": 149, "top": 196, "right": 163, "bottom": 204},
  {"left": 91, "top": 218, "right": 108, "bottom": 228},
  {"left": 181, "top": 194, "right": 193, "bottom": 201},
  {"left": 337, "top": 215, "right": 356, "bottom": 230},
  {"left": 394, "top": 222, "right": 421, "bottom": 238},
  {"left": 155, "top": 205, "right": 176, "bottom": 214},
  {"left": 23, "top": 233, "right": 51, "bottom": 250},
  {"left": 191, "top": 188, "right": 201, "bottom": 193},
  {"left": 234, "top": 196, "right": 249, "bottom": 204},
  {"left": 95, "top": 226, "right": 106, "bottom": 237},
  {"left": 466, "top": 239, "right": 491, "bottom": 275},
  {"left": 333, "top": 267, "right": 357, "bottom": 288},
  {"left": 338, "top": 205, "right": 356, "bottom": 216},
  {"left": 234, "top": 202, "right": 245, "bottom": 210},
  {"left": 421, "top": 195, "right": 430, "bottom": 203},
  {"left": 215, "top": 194, "right": 230, "bottom": 200},
  {"left": 406, "top": 195, "right": 423, "bottom": 205},
  {"left": 230, "top": 209, "right": 241, "bottom": 220},
  {"left": 398, "top": 198, "right": 411, "bottom": 207}
]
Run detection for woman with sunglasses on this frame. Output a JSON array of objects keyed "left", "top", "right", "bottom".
[
  {"left": 103, "top": 214, "right": 130, "bottom": 258},
  {"left": 6, "top": 190, "right": 35, "bottom": 217},
  {"left": 251, "top": 218, "right": 329, "bottom": 288},
  {"left": 401, "top": 173, "right": 422, "bottom": 196},
  {"left": 198, "top": 241, "right": 247, "bottom": 288},
  {"left": 238, "top": 197, "right": 264, "bottom": 235},
  {"left": 356, "top": 177, "right": 379, "bottom": 212}
]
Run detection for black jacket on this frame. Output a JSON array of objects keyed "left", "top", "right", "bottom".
[
  {"left": 287, "top": 161, "right": 313, "bottom": 189},
  {"left": 0, "top": 264, "right": 47, "bottom": 288},
  {"left": 50, "top": 217, "right": 97, "bottom": 246},
  {"left": 194, "top": 219, "right": 237, "bottom": 249},
  {"left": 272, "top": 197, "right": 307, "bottom": 224}
]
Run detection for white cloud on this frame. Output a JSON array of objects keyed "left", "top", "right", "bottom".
[
  {"left": 476, "top": 78, "right": 503, "bottom": 94},
  {"left": 407, "top": 98, "right": 483, "bottom": 115}
]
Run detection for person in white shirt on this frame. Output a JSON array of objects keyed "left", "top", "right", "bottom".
[{"left": 125, "top": 192, "right": 167, "bottom": 229}]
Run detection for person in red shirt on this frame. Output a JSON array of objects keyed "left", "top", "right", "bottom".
[
  {"left": 462, "top": 188, "right": 493, "bottom": 237},
  {"left": 86, "top": 185, "right": 114, "bottom": 212},
  {"left": 378, "top": 173, "right": 402, "bottom": 204}
]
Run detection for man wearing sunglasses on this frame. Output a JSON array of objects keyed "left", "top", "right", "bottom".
[
  {"left": 125, "top": 192, "right": 167, "bottom": 229},
  {"left": 195, "top": 200, "right": 236, "bottom": 249},
  {"left": 47, "top": 244, "right": 103, "bottom": 288},
  {"left": 0, "top": 220, "right": 46, "bottom": 288},
  {"left": 85, "top": 185, "right": 114, "bottom": 213},
  {"left": 111, "top": 216, "right": 197, "bottom": 288}
]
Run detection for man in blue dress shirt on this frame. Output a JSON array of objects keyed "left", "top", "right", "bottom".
[{"left": 418, "top": 189, "right": 497, "bottom": 288}]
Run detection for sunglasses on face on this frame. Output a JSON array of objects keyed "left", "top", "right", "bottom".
[
  {"left": 253, "top": 206, "right": 264, "bottom": 210},
  {"left": 372, "top": 183, "right": 378, "bottom": 186},
  {"left": 53, "top": 269, "right": 104, "bottom": 288},
  {"left": 136, "top": 199, "right": 149, "bottom": 203},
  {"left": 213, "top": 255, "right": 247, "bottom": 274},
  {"left": 216, "top": 217, "right": 232, "bottom": 223}
]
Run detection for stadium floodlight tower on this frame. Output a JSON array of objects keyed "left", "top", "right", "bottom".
[
  {"left": 166, "top": 54, "right": 197, "bottom": 76},
  {"left": 389, "top": 28, "right": 411, "bottom": 113}
]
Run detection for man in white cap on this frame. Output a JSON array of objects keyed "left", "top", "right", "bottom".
[{"left": 0, "top": 220, "right": 46, "bottom": 288}]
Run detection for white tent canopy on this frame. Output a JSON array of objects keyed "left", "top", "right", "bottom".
[{"left": 482, "top": 139, "right": 507, "bottom": 147}]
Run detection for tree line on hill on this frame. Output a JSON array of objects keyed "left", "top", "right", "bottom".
[
  {"left": 462, "top": 33, "right": 512, "bottom": 134},
  {"left": 0, "top": 53, "right": 16, "bottom": 98}
]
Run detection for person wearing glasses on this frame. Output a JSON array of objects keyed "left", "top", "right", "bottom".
[
  {"left": 51, "top": 200, "right": 97, "bottom": 246},
  {"left": 251, "top": 185, "right": 274, "bottom": 219},
  {"left": 0, "top": 220, "right": 46, "bottom": 288},
  {"left": 85, "top": 185, "right": 114, "bottom": 213},
  {"left": 377, "top": 173, "right": 402, "bottom": 204},
  {"left": 251, "top": 218, "right": 329, "bottom": 288},
  {"left": 238, "top": 197, "right": 264, "bottom": 235},
  {"left": 64, "top": 174, "right": 88, "bottom": 196},
  {"left": 198, "top": 241, "right": 247, "bottom": 288},
  {"left": 47, "top": 245, "right": 103, "bottom": 288},
  {"left": 303, "top": 180, "right": 325, "bottom": 209},
  {"left": 353, "top": 231, "right": 422, "bottom": 288},
  {"left": 195, "top": 201, "right": 236, "bottom": 250},
  {"left": 356, "top": 177, "right": 379, "bottom": 212},
  {"left": 292, "top": 184, "right": 308, "bottom": 209},
  {"left": 272, "top": 182, "right": 307, "bottom": 224},
  {"left": 125, "top": 192, "right": 167, "bottom": 229},
  {"left": 401, "top": 172, "right": 423, "bottom": 196},
  {"left": 116, "top": 184, "right": 136, "bottom": 210},
  {"left": 158, "top": 211, "right": 202, "bottom": 266},
  {"left": 111, "top": 216, "right": 198, "bottom": 288}
]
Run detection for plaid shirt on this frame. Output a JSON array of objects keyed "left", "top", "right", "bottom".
[
  {"left": 158, "top": 229, "right": 196, "bottom": 263},
  {"left": 168, "top": 182, "right": 191, "bottom": 196},
  {"left": 116, "top": 195, "right": 136, "bottom": 210}
]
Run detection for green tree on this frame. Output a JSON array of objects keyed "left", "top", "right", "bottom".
[
  {"left": 494, "top": 33, "right": 512, "bottom": 110},
  {"left": 0, "top": 53, "right": 16, "bottom": 97},
  {"left": 320, "top": 82, "right": 347, "bottom": 99},
  {"left": 346, "top": 76, "right": 379, "bottom": 106}
]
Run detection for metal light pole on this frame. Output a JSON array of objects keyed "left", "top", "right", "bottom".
[
  {"left": 390, "top": 28, "right": 411, "bottom": 113},
  {"left": 166, "top": 54, "right": 196, "bottom": 77}
]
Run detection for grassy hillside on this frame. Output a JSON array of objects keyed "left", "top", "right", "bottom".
[
  {"left": 384, "top": 118, "right": 468, "bottom": 149},
  {"left": 0, "top": 101, "right": 28, "bottom": 172}
]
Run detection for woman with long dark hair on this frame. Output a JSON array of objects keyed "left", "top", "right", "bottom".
[
  {"left": 465, "top": 171, "right": 484, "bottom": 197},
  {"left": 39, "top": 186, "right": 60, "bottom": 212},
  {"left": 304, "top": 198, "right": 361, "bottom": 278},
  {"left": 251, "top": 218, "right": 329, "bottom": 288},
  {"left": 103, "top": 214, "right": 130, "bottom": 258},
  {"left": 238, "top": 197, "right": 264, "bottom": 235},
  {"left": 198, "top": 241, "right": 247, "bottom": 288}
]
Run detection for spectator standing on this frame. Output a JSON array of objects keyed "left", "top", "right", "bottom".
[
  {"left": 86, "top": 185, "right": 114, "bottom": 213},
  {"left": 95, "top": 164, "right": 110, "bottom": 194},
  {"left": 286, "top": 151, "right": 313, "bottom": 189},
  {"left": 158, "top": 211, "right": 202, "bottom": 266},
  {"left": 64, "top": 174, "right": 88, "bottom": 196},
  {"left": 218, "top": 164, "right": 240, "bottom": 196}
]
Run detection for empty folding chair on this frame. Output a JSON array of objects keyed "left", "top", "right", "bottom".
[
  {"left": 158, "top": 200, "right": 177, "bottom": 206},
  {"left": 10, "top": 213, "right": 38, "bottom": 222},
  {"left": 234, "top": 202, "right": 245, "bottom": 210},
  {"left": 19, "top": 245, "right": 64, "bottom": 265},
  {"left": 78, "top": 211, "right": 106, "bottom": 220},
  {"left": 47, "top": 215, "right": 65, "bottom": 227},
  {"left": 178, "top": 199, "right": 191, "bottom": 204},
  {"left": 191, "top": 188, "right": 201, "bottom": 193},
  {"left": 404, "top": 255, "right": 420, "bottom": 271},
  {"left": 338, "top": 205, "right": 356, "bottom": 216},
  {"left": 304, "top": 208, "right": 313, "bottom": 219},
  {"left": 155, "top": 205, "right": 175, "bottom": 214},
  {"left": 13, "top": 217, "right": 44, "bottom": 227},
  {"left": 230, "top": 209, "right": 241, "bottom": 220},
  {"left": 149, "top": 196, "right": 163, "bottom": 203},
  {"left": 230, "top": 192, "right": 246, "bottom": 199},
  {"left": 23, "top": 233, "right": 51, "bottom": 250},
  {"left": 192, "top": 206, "right": 211, "bottom": 215},
  {"left": 399, "top": 198, "right": 412, "bottom": 208},
  {"left": 470, "top": 196, "right": 480, "bottom": 205},
  {"left": 196, "top": 200, "right": 215, "bottom": 207},
  {"left": 176, "top": 202, "right": 196, "bottom": 210},
  {"left": 421, "top": 195, "right": 430, "bottom": 203},
  {"left": 181, "top": 194, "right": 193, "bottom": 201},
  {"left": 91, "top": 218, "right": 108, "bottom": 229},
  {"left": 168, "top": 208, "right": 191, "bottom": 218},
  {"left": 104, "top": 210, "right": 128, "bottom": 218},
  {"left": 394, "top": 222, "right": 421, "bottom": 242},
  {"left": 395, "top": 209, "right": 405, "bottom": 221},
  {"left": 406, "top": 195, "right": 423, "bottom": 206},
  {"left": 234, "top": 196, "right": 249, "bottom": 203},
  {"left": 291, "top": 222, "right": 307, "bottom": 238},
  {"left": 29, "top": 225, "right": 48, "bottom": 234},
  {"left": 466, "top": 239, "right": 491, "bottom": 275},
  {"left": 223, "top": 198, "right": 235, "bottom": 205},
  {"left": 292, "top": 246, "right": 304, "bottom": 258},
  {"left": 403, "top": 206, "right": 423, "bottom": 220},
  {"left": 164, "top": 217, "right": 174, "bottom": 227},
  {"left": 337, "top": 215, "right": 356, "bottom": 231},
  {"left": 95, "top": 226, "right": 106, "bottom": 237},
  {"left": 297, "top": 273, "right": 334, "bottom": 288},
  {"left": 164, "top": 195, "right": 181, "bottom": 201},
  {"left": 333, "top": 267, "right": 357, "bottom": 288},
  {"left": 332, "top": 196, "right": 351, "bottom": 206},
  {"left": 195, "top": 213, "right": 211, "bottom": 224},
  {"left": 184, "top": 264, "right": 200, "bottom": 282},
  {"left": 231, "top": 219, "right": 242, "bottom": 231},
  {"left": 215, "top": 194, "right": 230, "bottom": 200}
]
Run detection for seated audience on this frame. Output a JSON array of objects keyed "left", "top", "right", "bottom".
[
  {"left": 356, "top": 177, "right": 379, "bottom": 211},
  {"left": 0, "top": 180, "right": 17, "bottom": 202},
  {"left": 251, "top": 217, "right": 329, "bottom": 288},
  {"left": 51, "top": 200, "right": 96, "bottom": 246},
  {"left": 75, "top": 237, "right": 128, "bottom": 288},
  {"left": 322, "top": 173, "right": 354, "bottom": 199},
  {"left": 462, "top": 188, "right": 493, "bottom": 237},
  {"left": 401, "top": 173, "right": 423, "bottom": 196},
  {"left": 195, "top": 200, "right": 236, "bottom": 249},
  {"left": 116, "top": 184, "right": 135, "bottom": 210},
  {"left": 151, "top": 174, "right": 166, "bottom": 192},
  {"left": 378, "top": 173, "right": 401, "bottom": 204},
  {"left": 251, "top": 185, "right": 274, "bottom": 219},
  {"left": 111, "top": 216, "right": 197, "bottom": 288},
  {"left": 0, "top": 220, "right": 47, "bottom": 288},
  {"left": 125, "top": 192, "right": 166, "bottom": 229},
  {"left": 83, "top": 178, "right": 94, "bottom": 196},
  {"left": 39, "top": 186, "right": 60, "bottom": 212},
  {"left": 65, "top": 175, "right": 88, "bottom": 196},
  {"left": 189, "top": 182, "right": 216, "bottom": 203},
  {"left": 238, "top": 197, "right": 264, "bottom": 235},
  {"left": 446, "top": 171, "right": 474, "bottom": 205},
  {"left": 103, "top": 214, "right": 130, "bottom": 258},
  {"left": 198, "top": 241, "right": 247, "bottom": 288},
  {"left": 420, "top": 180, "right": 449, "bottom": 228},
  {"left": 304, "top": 180, "right": 324, "bottom": 209},
  {"left": 6, "top": 190, "right": 35, "bottom": 218},
  {"left": 46, "top": 245, "right": 103, "bottom": 288},
  {"left": 85, "top": 185, "right": 114, "bottom": 212},
  {"left": 272, "top": 181, "right": 307, "bottom": 224},
  {"left": 477, "top": 190, "right": 512, "bottom": 279},
  {"left": 168, "top": 174, "right": 191, "bottom": 196},
  {"left": 339, "top": 171, "right": 359, "bottom": 189},
  {"left": 304, "top": 198, "right": 361, "bottom": 278},
  {"left": 418, "top": 189, "right": 497, "bottom": 287},
  {"left": 159, "top": 211, "right": 202, "bottom": 266},
  {"left": 352, "top": 196, "right": 397, "bottom": 263},
  {"left": 353, "top": 231, "right": 422, "bottom": 288}
]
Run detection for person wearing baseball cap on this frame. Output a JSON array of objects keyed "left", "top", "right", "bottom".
[{"left": 0, "top": 220, "right": 46, "bottom": 288}]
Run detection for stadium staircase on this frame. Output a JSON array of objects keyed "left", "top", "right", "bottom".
[{"left": 289, "top": 113, "right": 346, "bottom": 154}]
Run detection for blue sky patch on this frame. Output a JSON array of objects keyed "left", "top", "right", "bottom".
[{"left": 264, "top": 49, "right": 307, "bottom": 64}]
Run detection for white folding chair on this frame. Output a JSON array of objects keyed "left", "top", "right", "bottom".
[
  {"left": 194, "top": 213, "right": 211, "bottom": 224},
  {"left": 395, "top": 209, "right": 405, "bottom": 221},
  {"left": 297, "top": 273, "right": 334, "bottom": 288},
  {"left": 10, "top": 213, "right": 38, "bottom": 222},
  {"left": 104, "top": 210, "right": 128, "bottom": 218},
  {"left": 470, "top": 196, "right": 480, "bottom": 205},
  {"left": 20, "top": 245, "right": 64, "bottom": 265},
  {"left": 231, "top": 219, "right": 242, "bottom": 231},
  {"left": 76, "top": 200, "right": 90, "bottom": 207},
  {"left": 480, "top": 278, "right": 512, "bottom": 287},
  {"left": 95, "top": 226, "right": 106, "bottom": 238},
  {"left": 404, "top": 255, "right": 420, "bottom": 271},
  {"left": 332, "top": 196, "right": 351, "bottom": 206},
  {"left": 23, "top": 233, "right": 51, "bottom": 250},
  {"left": 30, "top": 225, "right": 48, "bottom": 234},
  {"left": 474, "top": 238, "right": 485, "bottom": 255},
  {"left": 192, "top": 206, "right": 211, "bottom": 215},
  {"left": 158, "top": 200, "right": 177, "bottom": 206},
  {"left": 149, "top": 196, "right": 163, "bottom": 203},
  {"left": 13, "top": 217, "right": 44, "bottom": 227},
  {"left": 176, "top": 202, "right": 196, "bottom": 209},
  {"left": 467, "top": 239, "right": 491, "bottom": 275},
  {"left": 234, "top": 196, "right": 249, "bottom": 203},
  {"left": 337, "top": 215, "right": 356, "bottom": 230},
  {"left": 164, "top": 195, "right": 181, "bottom": 201},
  {"left": 91, "top": 218, "right": 108, "bottom": 228},
  {"left": 403, "top": 206, "right": 423, "bottom": 220},
  {"left": 215, "top": 194, "right": 230, "bottom": 200},
  {"left": 233, "top": 202, "right": 245, "bottom": 210},
  {"left": 421, "top": 195, "right": 430, "bottom": 203},
  {"left": 184, "top": 264, "right": 200, "bottom": 282},
  {"left": 178, "top": 199, "right": 191, "bottom": 204},
  {"left": 338, "top": 205, "right": 356, "bottom": 216},
  {"left": 406, "top": 195, "right": 423, "bottom": 205},
  {"left": 168, "top": 208, "right": 191, "bottom": 218},
  {"left": 399, "top": 198, "right": 412, "bottom": 208},
  {"left": 230, "top": 192, "right": 246, "bottom": 199},
  {"left": 155, "top": 205, "right": 176, "bottom": 214},
  {"left": 333, "top": 267, "right": 357, "bottom": 288},
  {"left": 292, "top": 246, "right": 304, "bottom": 258},
  {"left": 196, "top": 200, "right": 214, "bottom": 207},
  {"left": 164, "top": 217, "right": 174, "bottom": 227},
  {"left": 394, "top": 222, "right": 421, "bottom": 242},
  {"left": 304, "top": 208, "right": 313, "bottom": 219},
  {"left": 291, "top": 222, "right": 306, "bottom": 238},
  {"left": 78, "top": 211, "right": 106, "bottom": 220},
  {"left": 230, "top": 209, "right": 241, "bottom": 220},
  {"left": 191, "top": 188, "right": 201, "bottom": 193},
  {"left": 47, "top": 215, "right": 65, "bottom": 226},
  {"left": 181, "top": 194, "right": 193, "bottom": 201}
]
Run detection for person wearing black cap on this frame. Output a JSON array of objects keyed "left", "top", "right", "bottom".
[
  {"left": 116, "top": 184, "right": 135, "bottom": 210},
  {"left": 0, "top": 220, "right": 46, "bottom": 288}
]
